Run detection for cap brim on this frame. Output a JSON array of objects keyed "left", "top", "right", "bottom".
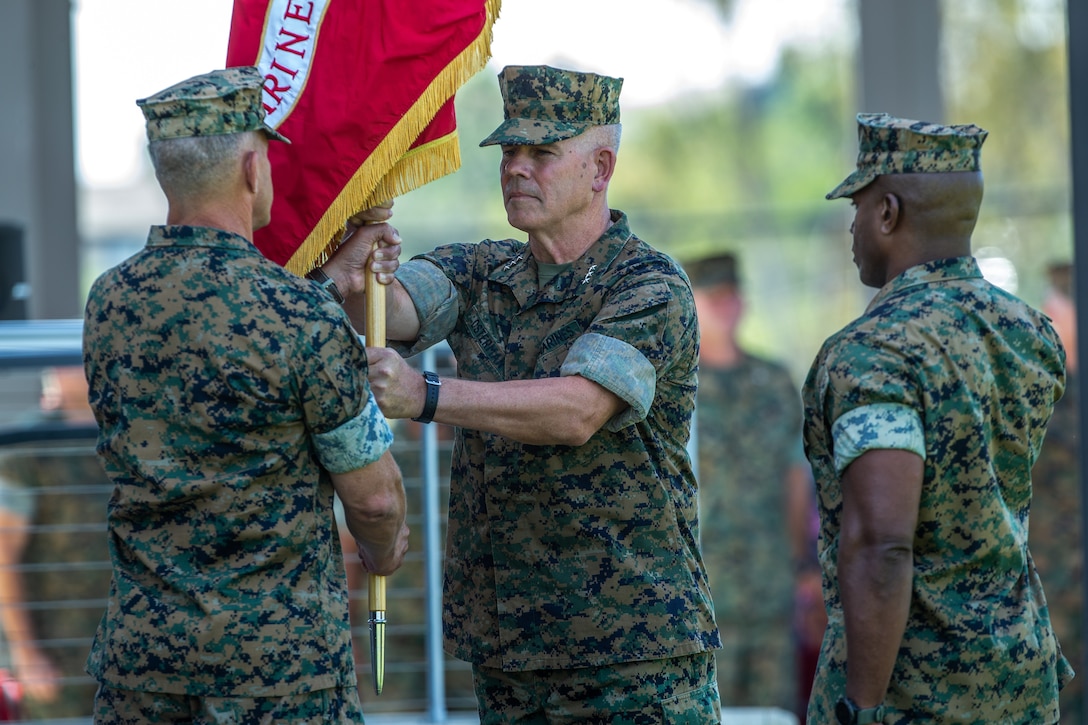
[
  {"left": 479, "top": 118, "right": 589, "bottom": 147},
  {"left": 263, "top": 124, "right": 291, "bottom": 144},
  {"left": 826, "top": 167, "right": 876, "bottom": 200}
]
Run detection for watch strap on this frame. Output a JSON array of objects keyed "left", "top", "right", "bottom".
[
  {"left": 412, "top": 371, "right": 441, "bottom": 424},
  {"left": 836, "top": 696, "right": 885, "bottom": 725},
  {"left": 306, "top": 266, "right": 345, "bottom": 304},
  {"left": 857, "top": 705, "right": 885, "bottom": 725}
]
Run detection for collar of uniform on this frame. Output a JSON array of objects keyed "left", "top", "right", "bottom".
[
  {"left": 491, "top": 210, "right": 635, "bottom": 308},
  {"left": 865, "top": 255, "right": 983, "bottom": 314},
  {"left": 145, "top": 224, "right": 259, "bottom": 254}
]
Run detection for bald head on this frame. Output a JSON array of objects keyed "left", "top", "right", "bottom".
[{"left": 870, "top": 170, "right": 983, "bottom": 257}]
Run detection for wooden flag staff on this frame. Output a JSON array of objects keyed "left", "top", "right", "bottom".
[{"left": 365, "top": 266, "right": 387, "bottom": 696}]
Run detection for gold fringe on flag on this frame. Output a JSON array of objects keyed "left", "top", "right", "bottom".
[{"left": 287, "top": 0, "right": 502, "bottom": 277}]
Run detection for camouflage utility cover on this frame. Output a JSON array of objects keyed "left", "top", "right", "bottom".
[
  {"left": 685, "top": 253, "right": 740, "bottom": 289},
  {"left": 393, "top": 211, "right": 720, "bottom": 670},
  {"left": 82, "top": 225, "right": 391, "bottom": 696},
  {"left": 479, "top": 65, "right": 622, "bottom": 147},
  {"left": 803, "top": 256, "right": 1071, "bottom": 724},
  {"left": 137, "top": 66, "right": 290, "bottom": 143},
  {"left": 827, "top": 112, "right": 987, "bottom": 199}
]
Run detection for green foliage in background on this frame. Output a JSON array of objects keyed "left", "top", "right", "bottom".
[
  {"left": 943, "top": 0, "right": 1072, "bottom": 309},
  {"left": 393, "top": 0, "right": 1073, "bottom": 384}
]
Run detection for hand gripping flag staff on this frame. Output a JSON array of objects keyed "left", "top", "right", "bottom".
[{"left": 226, "top": 0, "right": 500, "bottom": 695}]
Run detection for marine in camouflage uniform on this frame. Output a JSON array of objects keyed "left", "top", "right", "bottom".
[
  {"left": 687, "top": 253, "right": 812, "bottom": 713},
  {"left": 804, "top": 113, "right": 1072, "bottom": 724},
  {"left": 397, "top": 212, "right": 715, "bottom": 666},
  {"left": 348, "top": 65, "right": 721, "bottom": 721},
  {"left": 81, "top": 67, "right": 406, "bottom": 723}
]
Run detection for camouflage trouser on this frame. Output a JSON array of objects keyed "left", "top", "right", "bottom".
[
  {"left": 715, "top": 621, "right": 796, "bottom": 712},
  {"left": 471, "top": 651, "right": 720, "bottom": 724},
  {"left": 92, "top": 682, "right": 366, "bottom": 724}
]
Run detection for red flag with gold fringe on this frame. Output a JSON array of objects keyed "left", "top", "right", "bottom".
[{"left": 226, "top": 0, "right": 501, "bottom": 276}]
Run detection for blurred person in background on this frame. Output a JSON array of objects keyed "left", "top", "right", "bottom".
[
  {"left": 0, "top": 365, "right": 99, "bottom": 719},
  {"left": 686, "top": 251, "right": 817, "bottom": 718},
  {"left": 1030, "top": 260, "right": 1083, "bottom": 724},
  {"left": 804, "top": 113, "right": 1071, "bottom": 724}
]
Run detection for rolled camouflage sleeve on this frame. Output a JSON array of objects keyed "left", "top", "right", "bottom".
[
  {"left": 298, "top": 311, "right": 392, "bottom": 471},
  {"left": 568, "top": 276, "right": 694, "bottom": 431},
  {"left": 312, "top": 391, "right": 393, "bottom": 473},
  {"left": 561, "top": 332, "right": 655, "bottom": 431},
  {"left": 831, "top": 402, "right": 926, "bottom": 475},
  {"left": 392, "top": 259, "right": 460, "bottom": 358},
  {"left": 816, "top": 334, "right": 928, "bottom": 476}
]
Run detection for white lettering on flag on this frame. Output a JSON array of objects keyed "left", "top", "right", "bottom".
[{"left": 256, "top": 0, "right": 331, "bottom": 127}]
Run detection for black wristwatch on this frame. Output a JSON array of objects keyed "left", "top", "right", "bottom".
[
  {"left": 835, "top": 696, "right": 885, "bottom": 724},
  {"left": 305, "top": 266, "right": 345, "bottom": 304},
  {"left": 412, "top": 371, "right": 441, "bottom": 424}
]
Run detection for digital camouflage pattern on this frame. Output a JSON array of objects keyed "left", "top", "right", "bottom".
[
  {"left": 1030, "top": 370, "right": 1083, "bottom": 724},
  {"left": 94, "top": 680, "right": 365, "bottom": 723},
  {"left": 696, "top": 356, "right": 803, "bottom": 710},
  {"left": 137, "top": 66, "right": 290, "bottom": 143},
  {"left": 826, "top": 112, "right": 987, "bottom": 200},
  {"left": 392, "top": 210, "right": 720, "bottom": 671},
  {"left": 803, "top": 256, "right": 1072, "bottom": 724},
  {"left": 479, "top": 65, "right": 622, "bottom": 147},
  {"left": 472, "top": 651, "right": 720, "bottom": 722},
  {"left": 82, "top": 225, "right": 392, "bottom": 697}
]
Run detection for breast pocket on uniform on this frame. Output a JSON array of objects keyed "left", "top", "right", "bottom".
[
  {"left": 535, "top": 321, "right": 583, "bottom": 377},
  {"left": 464, "top": 303, "right": 506, "bottom": 380}
]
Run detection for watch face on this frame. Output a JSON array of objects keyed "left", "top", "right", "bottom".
[{"left": 835, "top": 698, "right": 855, "bottom": 725}]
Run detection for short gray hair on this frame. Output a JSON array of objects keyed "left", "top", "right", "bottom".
[
  {"left": 574, "top": 124, "right": 622, "bottom": 154},
  {"left": 148, "top": 131, "right": 254, "bottom": 198}
]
